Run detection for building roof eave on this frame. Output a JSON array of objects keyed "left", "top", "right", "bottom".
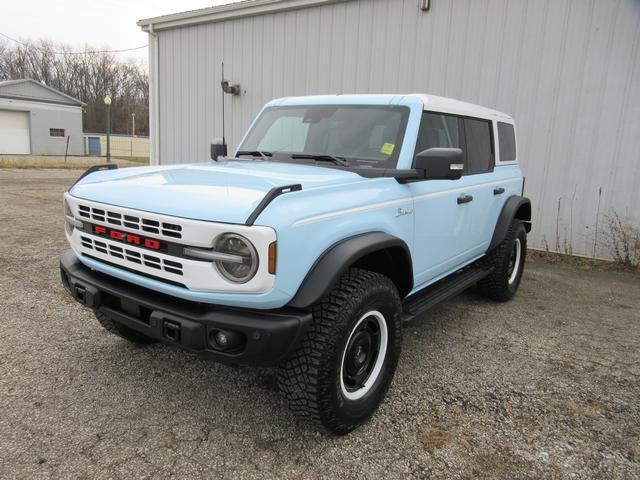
[{"left": 137, "top": 0, "right": 349, "bottom": 31}]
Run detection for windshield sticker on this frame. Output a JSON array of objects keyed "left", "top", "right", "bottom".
[{"left": 380, "top": 142, "right": 395, "bottom": 156}]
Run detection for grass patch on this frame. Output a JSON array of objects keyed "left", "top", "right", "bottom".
[
  {"left": 0, "top": 157, "right": 147, "bottom": 169},
  {"left": 420, "top": 425, "right": 455, "bottom": 450},
  {"left": 112, "top": 156, "right": 149, "bottom": 164},
  {"left": 528, "top": 249, "right": 639, "bottom": 273},
  {"left": 0, "top": 160, "right": 100, "bottom": 169}
]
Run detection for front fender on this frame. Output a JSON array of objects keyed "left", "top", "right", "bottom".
[{"left": 288, "top": 232, "right": 411, "bottom": 309}]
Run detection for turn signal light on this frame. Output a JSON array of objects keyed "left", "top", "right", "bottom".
[{"left": 268, "top": 242, "right": 277, "bottom": 274}]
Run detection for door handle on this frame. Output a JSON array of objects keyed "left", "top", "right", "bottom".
[
  {"left": 493, "top": 187, "right": 505, "bottom": 195},
  {"left": 457, "top": 194, "right": 473, "bottom": 204}
]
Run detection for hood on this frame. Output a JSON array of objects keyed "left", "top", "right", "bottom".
[{"left": 70, "top": 161, "right": 365, "bottom": 224}]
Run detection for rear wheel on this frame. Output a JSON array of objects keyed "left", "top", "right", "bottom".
[
  {"left": 278, "top": 268, "right": 402, "bottom": 435},
  {"left": 94, "top": 311, "right": 157, "bottom": 345},
  {"left": 479, "top": 220, "right": 527, "bottom": 301}
]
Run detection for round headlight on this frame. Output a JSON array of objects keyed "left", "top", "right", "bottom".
[{"left": 214, "top": 233, "right": 258, "bottom": 283}]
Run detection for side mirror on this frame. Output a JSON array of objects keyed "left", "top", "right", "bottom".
[
  {"left": 210, "top": 138, "right": 228, "bottom": 161},
  {"left": 414, "top": 148, "right": 464, "bottom": 180}
]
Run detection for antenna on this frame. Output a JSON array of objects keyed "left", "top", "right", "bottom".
[{"left": 221, "top": 61, "right": 226, "bottom": 145}]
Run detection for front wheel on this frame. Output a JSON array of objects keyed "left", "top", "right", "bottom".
[
  {"left": 478, "top": 220, "right": 527, "bottom": 301},
  {"left": 278, "top": 269, "right": 402, "bottom": 435}
]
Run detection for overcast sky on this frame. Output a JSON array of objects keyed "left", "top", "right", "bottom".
[{"left": 2, "top": 0, "right": 233, "bottom": 62}]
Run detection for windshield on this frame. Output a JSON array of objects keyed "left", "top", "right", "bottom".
[{"left": 237, "top": 105, "right": 410, "bottom": 168}]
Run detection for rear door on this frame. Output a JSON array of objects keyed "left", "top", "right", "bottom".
[{"left": 408, "top": 112, "right": 498, "bottom": 288}]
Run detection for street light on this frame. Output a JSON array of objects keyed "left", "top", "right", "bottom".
[{"left": 104, "top": 96, "right": 112, "bottom": 162}]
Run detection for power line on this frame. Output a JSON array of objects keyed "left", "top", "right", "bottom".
[{"left": 0, "top": 32, "right": 147, "bottom": 55}]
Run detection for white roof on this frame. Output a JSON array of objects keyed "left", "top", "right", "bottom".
[
  {"left": 270, "top": 93, "right": 513, "bottom": 121},
  {"left": 410, "top": 94, "right": 513, "bottom": 121}
]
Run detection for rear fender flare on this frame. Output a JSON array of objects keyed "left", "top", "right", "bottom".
[{"left": 488, "top": 196, "right": 531, "bottom": 251}]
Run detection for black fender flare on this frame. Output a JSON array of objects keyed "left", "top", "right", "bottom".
[
  {"left": 288, "top": 232, "right": 412, "bottom": 309},
  {"left": 488, "top": 195, "right": 532, "bottom": 251}
]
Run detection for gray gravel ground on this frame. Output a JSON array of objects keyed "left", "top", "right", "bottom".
[{"left": 1, "top": 168, "right": 639, "bottom": 480}]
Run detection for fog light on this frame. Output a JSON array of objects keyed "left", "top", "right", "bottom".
[
  {"left": 215, "top": 331, "right": 228, "bottom": 348},
  {"left": 209, "top": 329, "right": 245, "bottom": 351}
]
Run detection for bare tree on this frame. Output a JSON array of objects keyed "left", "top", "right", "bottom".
[{"left": 0, "top": 39, "right": 149, "bottom": 135}]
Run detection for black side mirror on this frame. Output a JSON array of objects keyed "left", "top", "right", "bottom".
[
  {"left": 210, "top": 138, "right": 228, "bottom": 161},
  {"left": 414, "top": 148, "right": 464, "bottom": 180}
]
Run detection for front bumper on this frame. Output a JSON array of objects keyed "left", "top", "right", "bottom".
[{"left": 60, "top": 250, "right": 312, "bottom": 366}]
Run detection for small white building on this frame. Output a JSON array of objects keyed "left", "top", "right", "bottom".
[
  {"left": 0, "top": 79, "right": 85, "bottom": 155},
  {"left": 138, "top": 0, "right": 640, "bottom": 259}
]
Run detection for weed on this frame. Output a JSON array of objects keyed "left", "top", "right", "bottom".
[{"left": 602, "top": 212, "right": 640, "bottom": 270}]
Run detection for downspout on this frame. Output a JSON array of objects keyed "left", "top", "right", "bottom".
[{"left": 149, "top": 24, "right": 160, "bottom": 165}]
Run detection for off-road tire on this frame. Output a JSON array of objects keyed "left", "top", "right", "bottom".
[
  {"left": 278, "top": 268, "right": 402, "bottom": 435},
  {"left": 94, "top": 311, "right": 157, "bottom": 345},
  {"left": 479, "top": 220, "right": 527, "bottom": 302}
]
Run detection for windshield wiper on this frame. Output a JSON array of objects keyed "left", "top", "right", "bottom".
[
  {"left": 290, "top": 154, "right": 349, "bottom": 167},
  {"left": 236, "top": 150, "right": 272, "bottom": 160}
]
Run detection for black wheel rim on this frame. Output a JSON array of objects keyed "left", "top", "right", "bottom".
[{"left": 342, "top": 316, "right": 381, "bottom": 393}]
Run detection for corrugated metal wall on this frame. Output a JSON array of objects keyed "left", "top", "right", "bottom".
[{"left": 155, "top": 0, "right": 640, "bottom": 258}]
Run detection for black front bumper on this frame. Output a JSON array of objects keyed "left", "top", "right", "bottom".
[{"left": 60, "top": 250, "right": 312, "bottom": 366}]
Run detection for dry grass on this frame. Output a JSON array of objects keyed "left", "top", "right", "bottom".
[
  {"left": 420, "top": 425, "right": 455, "bottom": 450},
  {"left": 565, "top": 399, "right": 608, "bottom": 420},
  {"left": 0, "top": 157, "right": 147, "bottom": 169},
  {"left": 527, "top": 249, "right": 639, "bottom": 273}
]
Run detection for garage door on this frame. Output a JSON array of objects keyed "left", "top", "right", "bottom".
[{"left": 0, "top": 110, "right": 31, "bottom": 154}]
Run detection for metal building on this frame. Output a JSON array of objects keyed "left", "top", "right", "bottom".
[
  {"left": 0, "top": 79, "right": 85, "bottom": 156},
  {"left": 138, "top": 0, "right": 640, "bottom": 258}
]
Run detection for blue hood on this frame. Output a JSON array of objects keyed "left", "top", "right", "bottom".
[{"left": 70, "top": 161, "right": 365, "bottom": 224}]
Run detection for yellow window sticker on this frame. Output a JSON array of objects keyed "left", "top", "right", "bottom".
[{"left": 380, "top": 142, "right": 395, "bottom": 155}]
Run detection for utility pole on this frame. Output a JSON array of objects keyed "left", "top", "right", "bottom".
[
  {"left": 104, "top": 96, "right": 112, "bottom": 162},
  {"left": 132, "top": 112, "right": 136, "bottom": 137}
]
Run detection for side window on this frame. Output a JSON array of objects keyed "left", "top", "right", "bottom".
[
  {"left": 414, "top": 112, "right": 462, "bottom": 160},
  {"left": 498, "top": 122, "right": 516, "bottom": 162},
  {"left": 463, "top": 118, "right": 493, "bottom": 174}
]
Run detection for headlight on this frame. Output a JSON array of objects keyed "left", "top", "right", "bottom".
[{"left": 214, "top": 233, "right": 258, "bottom": 283}]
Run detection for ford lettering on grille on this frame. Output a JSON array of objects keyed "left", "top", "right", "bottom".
[{"left": 93, "top": 225, "right": 166, "bottom": 252}]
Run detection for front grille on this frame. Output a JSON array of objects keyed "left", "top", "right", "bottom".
[
  {"left": 81, "top": 235, "right": 183, "bottom": 276},
  {"left": 77, "top": 204, "right": 182, "bottom": 239}
]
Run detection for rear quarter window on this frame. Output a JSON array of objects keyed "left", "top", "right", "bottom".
[{"left": 498, "top": 122, "right": 517, "bottom": 162}]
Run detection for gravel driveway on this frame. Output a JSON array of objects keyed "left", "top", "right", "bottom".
[{"left": 1, "top": 169, "right": 638, "bottom": 479}]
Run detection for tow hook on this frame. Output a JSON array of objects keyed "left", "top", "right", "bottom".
[
  {"left": 163, "top": 320, "right": 181, "bottom": 342},
  {"left": 74, "top": 285, "right": 87, "bottom": 304}
]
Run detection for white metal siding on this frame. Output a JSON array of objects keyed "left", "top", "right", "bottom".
[
  {"left": 154, "top": 0, "right": 640, "bottom": 258},
  {"left": 0, "top": 110, "right": 30, "bottom": 154}
]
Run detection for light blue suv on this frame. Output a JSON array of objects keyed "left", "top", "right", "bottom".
[{"left": 60, "top": 94, "right": 531, "bottom": 434}]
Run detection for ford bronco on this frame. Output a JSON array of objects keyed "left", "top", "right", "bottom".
[{"left": 60, "top": 94, "right": 531, "bottom": 434}]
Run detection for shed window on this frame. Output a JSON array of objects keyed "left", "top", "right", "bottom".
[
  {"left": 50, "top": 128, "right": 65, "bottom": 137},
  {"left": 498, "top": 122, "right": 516, "bottom": 161}
]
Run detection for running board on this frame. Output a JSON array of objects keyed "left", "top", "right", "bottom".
[{"left": 401, "top": 266, "right": 493, "bottom": 322}]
